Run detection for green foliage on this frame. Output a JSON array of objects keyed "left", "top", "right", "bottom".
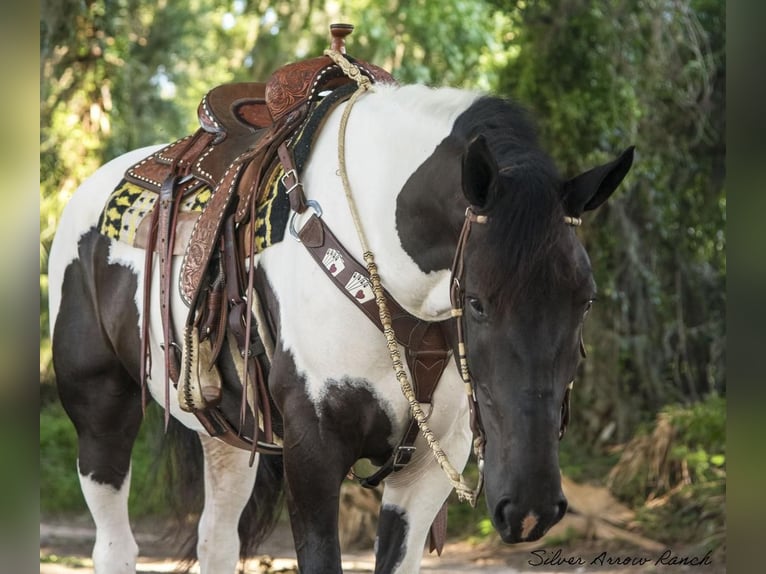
[
  {"left": 634, "top": 477, "right": 724, "bottom": 554},
  {"left": 445, "top": 462, "right": 491, "bottom": 538},
  {"left": 608, "top": 395, "right": 725, "bottom": 550},
  {"left": 609, "top": 394, "right": 725, "bottom": 502},
  {"left": 40, "top": 554, "right": 89, "bottom": 567},
  {"left": 664, "top": 394, "right": 726, "bottom": 482},
  {"left": 39, "top": 403, "right": 85, "bottom": 514},
  {"left": 559, "top": 439, "right": 621, "bottom": 483}
]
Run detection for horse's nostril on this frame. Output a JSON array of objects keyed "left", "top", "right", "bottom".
[
  {"left": 494, "top": 498, "right": 512, "bottom": 531},
  {"left": 555, "top": 497, "right": 568, "bottom": 522}
]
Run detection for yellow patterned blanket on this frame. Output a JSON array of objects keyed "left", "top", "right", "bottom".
[{"left": 97, "top": 160, "right": 289, "bottom": 254}]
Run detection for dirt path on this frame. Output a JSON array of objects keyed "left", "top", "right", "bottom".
[{"left": 40, "top": 515, "right": 723, "bottom": 573}]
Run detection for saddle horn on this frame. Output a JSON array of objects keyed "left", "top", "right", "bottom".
[{"left": 330, "top": 23, "right": 354, "bottom": 53}]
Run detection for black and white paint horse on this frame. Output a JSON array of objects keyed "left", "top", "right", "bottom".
[{"left": 48, "top": 83, "right": 633, "bottom": 573}]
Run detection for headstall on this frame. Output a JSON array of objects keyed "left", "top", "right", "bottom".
[{"left": 447, "top": 207, "right": 585, "bottom": 497}]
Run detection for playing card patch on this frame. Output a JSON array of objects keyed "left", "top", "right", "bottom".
[
  {"left": 345, "top": 272, "right": 374, "bottom": 303},
  {"left": 322, "top": 248, "right": 345, "bottom": 277}
]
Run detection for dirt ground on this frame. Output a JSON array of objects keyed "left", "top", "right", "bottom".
[{"left": 39, "top": 514, "right": 725, "bottom": 574}]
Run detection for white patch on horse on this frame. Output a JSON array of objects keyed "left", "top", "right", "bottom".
[
  {"left": 420, "top": 270, "right": 453, "bottom": 320},
  {"left": 78, "top": 463, "right": 139, "bottom": 574},
  {"left": 521, "top": 511, "right": 539, "bottom": 540}
]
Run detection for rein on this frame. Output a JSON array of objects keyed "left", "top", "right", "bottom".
[{"left": 326, "top": 50, "right": 479, "bottom": 504}]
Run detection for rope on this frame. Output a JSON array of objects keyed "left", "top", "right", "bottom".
[{"left": 325, "top": 50, "right": 477, "bottom": 504}]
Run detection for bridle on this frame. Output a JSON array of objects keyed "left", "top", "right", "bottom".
[
  {"left": 448, "top": 207, "right": 489, "bottom": 499},
  {"left": 448, "top": 206, "right": 584, "bottom": 500}
]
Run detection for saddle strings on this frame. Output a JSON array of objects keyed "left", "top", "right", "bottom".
[{"left": 325, "top": 49, "right": 479, "bottom": 505}]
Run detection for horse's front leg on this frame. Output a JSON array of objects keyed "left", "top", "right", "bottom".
[
  {"left": 374, "top": 424, "right": 473, "bottom": 573},
  {"left": 280, "top": 390, "right": 355, "bottom": 574}
]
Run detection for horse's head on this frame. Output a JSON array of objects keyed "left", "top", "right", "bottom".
[
  {"left": 395, "top": 94, "right": 633, "bottom": 544},
  {"left": 456, "top": 132, "right": 633, "bottom": 542}
]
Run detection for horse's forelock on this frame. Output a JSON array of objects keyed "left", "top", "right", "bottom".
[
  {"left": 458, "top": 98, "right": 581, "bottom": 307},
  {"left": 477, "top": 166, "right": 578, "bottom": 308}
]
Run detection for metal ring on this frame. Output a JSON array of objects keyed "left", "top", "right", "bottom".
[{"left": 289, "top": 199, "right": 323, "bottom": 241}]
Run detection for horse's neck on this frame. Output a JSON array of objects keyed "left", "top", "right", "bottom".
[{"left": 304, "top": 85, "right": 479, "bottom": 320}]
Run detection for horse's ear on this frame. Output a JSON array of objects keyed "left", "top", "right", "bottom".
[
  {"left": 561, "top": 146, "right": 635, "bottom": 216},
  {"left": 462, "top": 135, "right": 498, "bottom": 210}
]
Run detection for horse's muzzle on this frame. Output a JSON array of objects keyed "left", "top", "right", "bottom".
[{"left": 493, "top": 494, "right": 568, "bottom": 543}]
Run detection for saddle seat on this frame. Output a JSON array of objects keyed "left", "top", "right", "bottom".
[{"left": 198, "top": 82, "right": 270, "bottom": 138}]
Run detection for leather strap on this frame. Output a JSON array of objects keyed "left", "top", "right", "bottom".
[
  {"left": 222, "top": 216, "right": 261, "bottom": 434},
  {"left": 158, "top": 174, "right": 183, "bottom": 429},
  {"left": 193, "top": 406, "right": 282, "bottom": 454},
  {"left": 139, "top": 202, "right": 159, "bottom": 413},
  {"left": 277, "top": 143, "right": 309, "bottom": 215},
  {"left": 429, "top": 501, "right": 449, "bottom": 555},
  {"left": 296, "top": 213, "right": 451, "bottom": 485},
  {"left": 297, "top": 214, "right": 451, "bottom": 399}
]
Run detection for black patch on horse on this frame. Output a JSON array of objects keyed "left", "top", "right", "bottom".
[
  {"left": 54, "top": 227, "right": 143, "bottom": 488},
  {"left": 374, "top": 504, "right": 409, "bottom": 573},
  {"left": 396, "top": 96, "right": 581, "bottom": 307}
]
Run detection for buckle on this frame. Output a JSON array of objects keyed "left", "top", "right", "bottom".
[
  {"left": 281, "top": 169, "right": 302, "bottom": 195},
  {"left": 392, "top": 445, "right": 416, "bottom": 470}
]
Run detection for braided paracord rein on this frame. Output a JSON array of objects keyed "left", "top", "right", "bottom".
[{"left": 325, "top": 49, "right": 478, "bottom": 505}]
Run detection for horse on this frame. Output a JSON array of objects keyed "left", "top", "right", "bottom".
[{"left": 47, "top": 79, "right": 634, "bottom": 573}]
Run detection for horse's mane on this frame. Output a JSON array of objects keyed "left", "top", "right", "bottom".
[{"left": 452, "top": 96, "right": 580, "bottom": 306}]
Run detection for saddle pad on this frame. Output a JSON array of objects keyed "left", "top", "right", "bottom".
[
  {"left": 96, "top": 166, "right": 289, "bottom": 255},
  {"left": 97, "top": 180, "right": 211, "bottom": 250}
]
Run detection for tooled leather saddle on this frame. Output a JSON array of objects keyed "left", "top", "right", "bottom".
[{"left": 124, "top": 25, "right": 394, "bottom": 452}]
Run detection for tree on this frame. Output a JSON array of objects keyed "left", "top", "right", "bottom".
[{"left": 498, "top": 0, "right": 725, "bottom": 443}]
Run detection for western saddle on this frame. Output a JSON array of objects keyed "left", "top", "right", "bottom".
[{"left": 126, "top": 24, "right": 394, "bottom": 453}]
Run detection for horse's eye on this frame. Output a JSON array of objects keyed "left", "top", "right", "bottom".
[
  {"left": 584, "top": 298, "right": 596, "bottom": 317},
  {"left": 466, "top": 296, "right": 487, "bottom": 319}
]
